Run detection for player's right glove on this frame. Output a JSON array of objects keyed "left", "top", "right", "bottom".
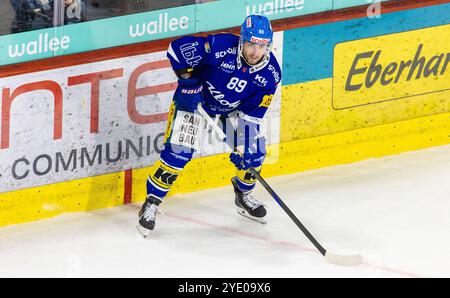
[{"left": 173, "top": 78, "right": 204, "bottom": 112}]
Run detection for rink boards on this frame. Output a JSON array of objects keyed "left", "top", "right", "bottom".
[
  {"left": 279, "top": 2, "right": 450, "bottom": 171},
  {"left": 0, "top": 2, "right": 449, "bottom": 226}
]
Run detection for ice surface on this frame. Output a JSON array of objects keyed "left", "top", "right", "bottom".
[{"left": 0, "top": 145, "right": 449, "bottom": 277}]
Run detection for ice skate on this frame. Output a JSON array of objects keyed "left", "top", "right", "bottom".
[
  {"left": 137, "top": 195, "right": 162, "bottom": 238},
  {"left": 232, "top": 177, "right": 267, "bottom": 224}
]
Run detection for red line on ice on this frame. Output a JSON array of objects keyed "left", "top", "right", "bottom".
[{"left": 165, "top": 212, "right": 423, "bottom": 278}]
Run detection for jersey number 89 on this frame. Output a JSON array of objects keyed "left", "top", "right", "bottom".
[{"left": 227, "top": 77, "right": 247, "bottom": 93}]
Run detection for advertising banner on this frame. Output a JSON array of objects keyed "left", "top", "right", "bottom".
[
  {"left": 0, "top": 0, "right": 384, "bottom": 66},
  {"left": 333, "top": 24, "right": 450, "bottom": 109},
  {"left": 0, "top": 31, "right": 283, "bottom": 193}
]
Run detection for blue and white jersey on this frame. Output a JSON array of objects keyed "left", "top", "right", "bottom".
[{"left": 167, "top": 33, "right": 281, "bottom": 124}]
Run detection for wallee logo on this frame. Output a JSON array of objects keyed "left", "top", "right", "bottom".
[
  {"left": 129, "top": 13, "right": 190, "bottom": 38},
  {"left": 8, "top": 33, "right": 71, "bottom": 58},
  {"left": 246, "top": 0, "right": 304, "bottom": 16}
]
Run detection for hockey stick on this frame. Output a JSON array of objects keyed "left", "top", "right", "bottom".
[{"left": 197, "top": 103, "right": 363, "bottom": 267}]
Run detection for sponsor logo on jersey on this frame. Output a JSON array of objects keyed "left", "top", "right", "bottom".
[
  {"left": 204, "top": 41, "right": 211, "bottom": 53},
  {"left": 205, "top": 81, "right": 240, "bottom": 109},
  {"left": 259, "top": 94, "right": 274, "bottom": 108},
  {"left": 254, "top": 74, "right": 268, "bottom": 87},
  {"left": 215, "top": 47, "right": 237, "bottom": 59},
  {"left": 220, "top": 61, "right": 236, "bottom": 72},
  {"left": 268, "top": 64, "right": 280, "bottom": 83},
  {"left": 180, "top": 42, "right": 203, "bottom": 67},
  {"left": 169, "top": 152, "right": 190, "bottom": 161}
]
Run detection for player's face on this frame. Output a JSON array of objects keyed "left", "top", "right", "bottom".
[{"left": 242, "top": 41, "right": 268, "bottom": 65}]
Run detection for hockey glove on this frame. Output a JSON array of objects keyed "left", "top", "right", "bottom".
[
  {"left": 173, "top": 78, "right": 204, "bottom": 112},
  {"left": 229, "top": 116, "right": 267, "bottom": 170},
  {"left": 229, "top": 150, "right": 264, "bottom": 171},
  {"left": 230, "top": 127, "right": 267, "bottom": 171}
]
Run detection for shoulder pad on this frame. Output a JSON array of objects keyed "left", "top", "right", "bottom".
[{"left": 207, "top": 34, "right": 239, "bottom": 52}]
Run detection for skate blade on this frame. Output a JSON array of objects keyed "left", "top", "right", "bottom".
[
  {"left": 137, "top": 224, "right": 151, "bottom": 238},
  {"left": 236, "top": 207, "right": 267, "bottom": 224}
]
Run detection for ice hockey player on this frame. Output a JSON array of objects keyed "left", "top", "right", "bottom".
[{"left": 138, "top": 14, "right": 282, "bottom": 237}]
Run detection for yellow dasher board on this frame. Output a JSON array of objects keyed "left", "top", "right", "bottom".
[{"left": 333, "top": 23, "right": 450, "bottom": 114}]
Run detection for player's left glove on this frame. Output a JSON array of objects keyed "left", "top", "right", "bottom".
[
  {"left": 229, "top": 133, "right": 266, "bottom": 171},
  {"left": 230, "top": 150, "right": 264, "bottom": 170}
]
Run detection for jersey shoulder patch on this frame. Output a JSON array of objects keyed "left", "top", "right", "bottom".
[
  {"left": 265, "top": 53, "right": 282, "bottom": 85},
  {"left": 168, "top": 35, "right": 207, "bottom": 69},
  {"left": 259, "top": 94, "right": 274, "bottom": 108}
]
